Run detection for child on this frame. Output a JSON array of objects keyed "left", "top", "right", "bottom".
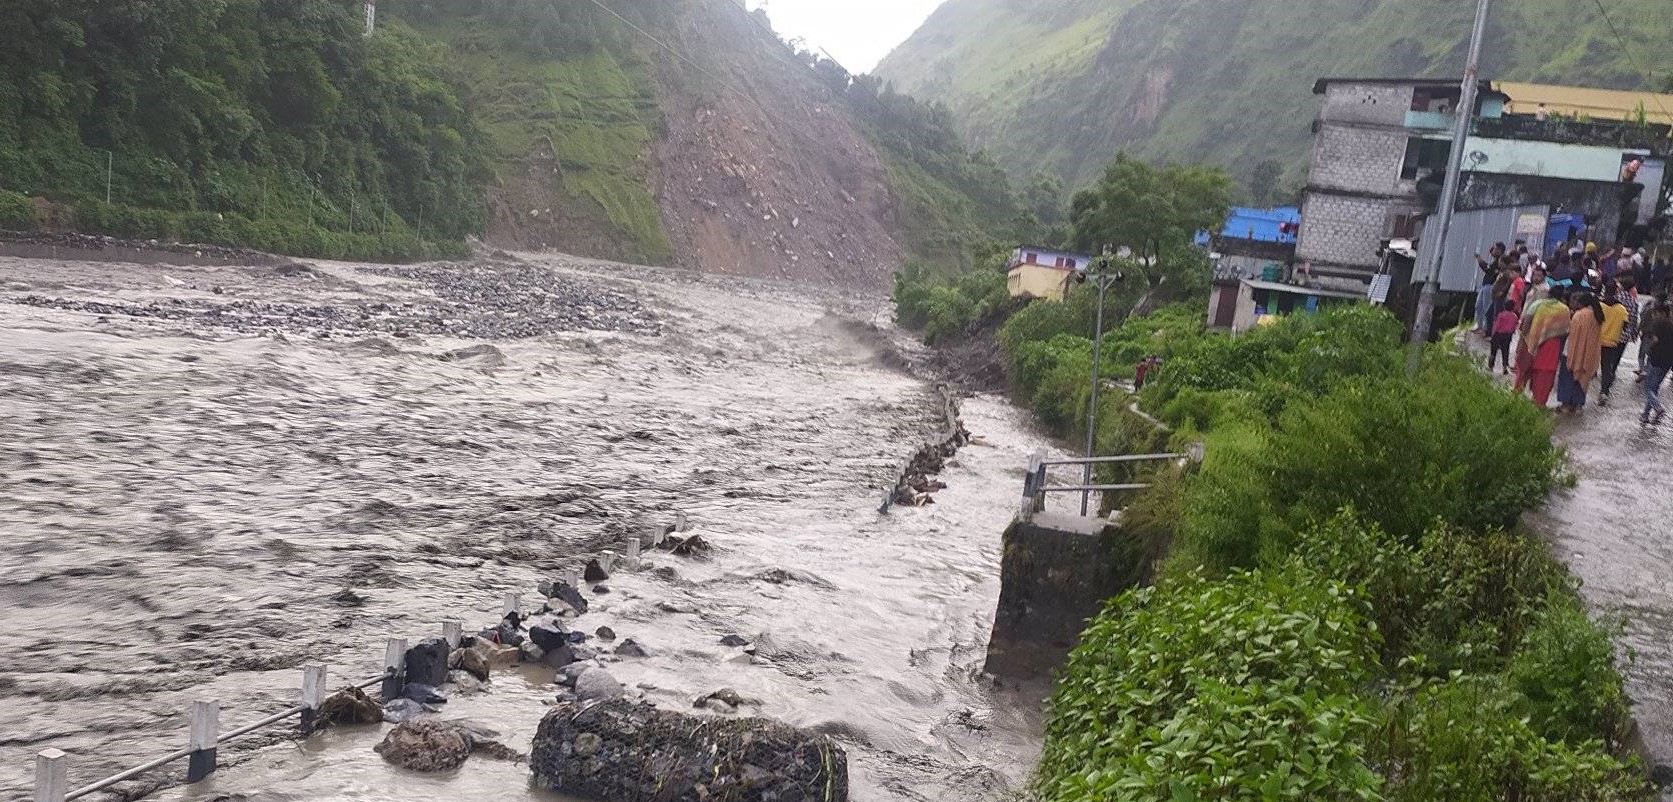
[{"left": 1490, "top": 304, "right": 1519, "bottom": 375}]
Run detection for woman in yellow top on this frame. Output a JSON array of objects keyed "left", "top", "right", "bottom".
[{"left": 1598, "top": 285, "right": 1631, "bottom": 404}]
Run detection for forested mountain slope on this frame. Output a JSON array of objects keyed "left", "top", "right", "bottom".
[
  {"left": 877, "top": 0, "right": 1673, "bottom": 196},
  {"left": 0, "top": 0, "right": 1017, "bottom": 285}
]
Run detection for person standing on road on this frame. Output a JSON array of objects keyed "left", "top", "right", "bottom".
[
  {"left": 1558, "top": 290, "right": 1604, "bottom": 413},
  {"left": 1520, "top": 287, "right": 1572, "bottom": 406},
  {"left": 1597, "top": 286, "right": 1630, "bottom": 404},
  {"left": 1475, "top": 243, "right": 1506, "bottom": 335},
  {"left": 1490, "top": 302, "right": 1520, "bottom": 376},
  {"left": 1641, "top": 303, "right": 1673, "bottom": 425}
]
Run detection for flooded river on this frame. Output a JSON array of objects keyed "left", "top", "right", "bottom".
[{"left": 0, "top": 252, "right": 1054, "bottom": 801}]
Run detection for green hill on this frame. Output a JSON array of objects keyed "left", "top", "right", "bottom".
[
  {"left": 876, "top": 0, "right": 1673, "bottom": 196},
  {"left": 0, "top": 0, "right": 1017, "bottom": 278}
]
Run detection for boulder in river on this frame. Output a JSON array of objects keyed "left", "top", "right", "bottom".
[
  {"left": 405, "top": 637, "right": 450, "bottom": 688},
  {"left": 547, "top": 581, "right": 589, "bottom": 615},
  {"left": 451, "top": 645, "right": 491, "bottom": 681},
  {"left": 375, "top": 719, "right": 473, "bottom": 772},
  {"left": 595, "top": 626, "right": 616, "bottom": 641},
  {"left": 584, "top": 558, "right": 610, "bottom": 582},
  {"left": 529, "top": 622, "right": 569, "bottom": 652},
  {"left": 615, "top": 638, "right": 649, "bottom": 658},
  {"left": 573, "top": 667, "right": 625, "bottom": 701},
  {"left": 529, "top": 699, "right": 847, "bottom": 801}
]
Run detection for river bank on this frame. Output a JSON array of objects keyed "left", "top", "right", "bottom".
[{"left": 0, "top": 251, "right": 1054, "bottom": 800}]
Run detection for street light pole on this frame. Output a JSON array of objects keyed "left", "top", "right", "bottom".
[
  {"left": 1408, "top": 0, "right": 1492, "bottom": 374},
  {"left": 1081, "top": 246, "right": 1124, "bottom": 516}
]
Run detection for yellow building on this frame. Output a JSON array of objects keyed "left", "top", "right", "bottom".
[
  {"left": 1495, "top": 82, "right": 1673, "bottom": 128},
  {"left": 1006, "top": 246, "right": 1093, "bottom": 302}
]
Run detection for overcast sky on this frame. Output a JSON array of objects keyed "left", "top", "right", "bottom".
[{"left": 746, "top": 0, "right": 945, "bottom": 73}]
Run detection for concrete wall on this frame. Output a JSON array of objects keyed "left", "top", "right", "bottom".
[
  {"left": 1007, "top": 265, "right": 1074, "bottom": 301},
  {"left": 1464, "top": 137, "right": 1628, "bottom": 182},
  {"left": 1297, "top": 192, "right": 1420, "bottom": 271},
  {"left": 1309, "top": 125, "right": 1410, "bottom": 195},
  {"left": 984, "top": 513, "right": 1157, "bottom": 678},
  {"left": 1321, "top": 83, "right": 1414, "bottom": 127}
]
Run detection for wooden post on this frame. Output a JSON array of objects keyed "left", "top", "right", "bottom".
[
  {"left": 34, "top": 748, "right": 67, "bottom": 802},
  {"left": 186, "top": 700, "right": 219, "bottom": 782},
  {"left": 299, "top": 665, "right": 326, "bottom": 732},
  {"left": 381, "top": 638, "right": 407, "bottom": 702},
  {"left": 442, "top": 621, "right": 463, "bottom": 649}
]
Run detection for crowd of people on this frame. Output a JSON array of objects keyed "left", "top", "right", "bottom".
[{"left": 1474, "top": 239, "right": 1673, "bottom": 424}]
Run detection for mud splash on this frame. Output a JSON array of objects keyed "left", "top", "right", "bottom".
[{"left": 0, "top": 252, "right": 1057, "bottom": 800}]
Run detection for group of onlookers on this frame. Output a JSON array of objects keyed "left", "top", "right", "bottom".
[{"left": 1475, "top": 240, "right": 1673, "bottom": 424}]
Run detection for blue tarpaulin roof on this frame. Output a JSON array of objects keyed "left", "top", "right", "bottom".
[{"left": 1196, "top": 206, "right": 1301, "bottom": 246}]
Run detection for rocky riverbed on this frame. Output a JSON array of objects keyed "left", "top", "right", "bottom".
[{"left": 0, "top": 250, "right": 1055, "bottom": 801}]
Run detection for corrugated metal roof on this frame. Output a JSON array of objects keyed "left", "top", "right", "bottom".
[{"left": 1495, "top": 81, "right": 1673, "bottom": 128}]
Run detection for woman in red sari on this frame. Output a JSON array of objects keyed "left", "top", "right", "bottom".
[{"left": 1519, "top": 287, "right": 1573, "bottom": 408}]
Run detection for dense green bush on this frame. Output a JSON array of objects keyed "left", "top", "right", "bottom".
[
  {"left": 0, "top": 188, "right": 32, "bottom": 229},
  {"left": 1040, "top": 567, "right": 1383, "bottom": 802}
]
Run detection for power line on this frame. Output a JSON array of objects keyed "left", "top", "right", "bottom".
[{"left": 1587, "top": 0, "right": 1673, "bottom": 122}]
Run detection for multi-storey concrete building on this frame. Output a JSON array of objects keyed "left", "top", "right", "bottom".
[{"left": 1297, "top": 78, "right": 1671, "bottom": 293}]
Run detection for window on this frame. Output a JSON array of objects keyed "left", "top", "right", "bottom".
[
  {"left": 1025, "top": 252, "right": 1038, "bottom": 265},
  {"left": 1066, "top": 259, "right": 1078, "bottom": 270},
  {"left": 1388, "top": 214, "right": 1421, "bottom": 239},
  {"left": 1400, "top": 138, "right": 1451, "bottom": 180}
]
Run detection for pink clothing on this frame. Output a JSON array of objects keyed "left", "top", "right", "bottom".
[{"left": 1492, "top": 310, "right": 1520, "bottom": 336}]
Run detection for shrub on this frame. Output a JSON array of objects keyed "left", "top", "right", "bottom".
[
  {"left": 1375, "top": 677, "right": 1646, "bottom": 802},
  {"left": 1509, "top": 594, "right": 1634, "bottom": 748},
  {"left": 1174, "top": 357, "right": 1559, "bottom": 574},
  {"left": 0, "top": 189, "right": 33, "bottom": 229},
  {"left": 1039, "top": 567, "right": 1383, "bottom": 802}
]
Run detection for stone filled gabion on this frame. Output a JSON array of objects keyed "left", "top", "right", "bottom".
[{"left": 530, "top": 699, "right": 847, "bottom": 802}]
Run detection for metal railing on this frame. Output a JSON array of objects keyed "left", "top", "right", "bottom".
[
  {"left": 1020, "top": 445, "right": 1203, "bottom": 520},
  {"left": 26, "top": 585, "right": 555, "bottom": 802}
]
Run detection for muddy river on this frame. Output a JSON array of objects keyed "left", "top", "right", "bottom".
[{"left": 0, "top": 252, "right": 1057, "bottom": 801}]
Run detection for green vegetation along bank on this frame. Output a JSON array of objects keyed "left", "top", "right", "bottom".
[{"left": 893, "top": 151, "right": 1647, "bottom": 800}]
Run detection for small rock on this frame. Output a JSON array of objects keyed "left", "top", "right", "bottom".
[
  {"left": 570, "top": 644, "right": 598, "bottom": 661},
  {"left": 719, "top": 634, "right": 750, "bottom": 648},
  {"left": 595, "top": 626, "right": 617, "bottom": 641},
  {"left": 374, "top": 720, "right": 472, "bottom": 772},
  {"left": 453, "top": 646, "right": 491, "bottom": 681},
  {"left": 652, "top": 566, "right": 681, "bottom": 582},
  {"left": 572, "top": 732, "right": 604, "bottom": 758},
  {"left": 547, "top": 581, "right": 589, "bottom": 615},
  {"left": 520, "top": 641, "right": 546, "bottom": 664},
  {"left": 403, "top": 684, "right": 448, "bottom": 705},
  {"left": 592, "top": 584, "right": 611, "bottom": 595},
  {"left": 446, "top": 671, "right": 485, "bottom": 694},
  {"left": 700, "top": 698, "right": 736, "bottom": 714},
  {"left": 670, "top": 535, "right": 711, "bottom": 557},
  {"left": 573, "top": 667, "right": 625, "bottom": 701},
  {"left": 529, "top": 623, "right": 570, "bottom": 652},
  {"left": 695, "top": 688, "right": 759, "bottom": 708},
  {"left": 1652, "top": 764, "right": 1673, "bottom": 787},
  {"left": 382, "top": 697, "right": 432, "bottom": 724},
  {"left": 567, "top": 631, "right": 590, "bottom": 644},
  {"left": 584, "top": 559, "right": 610, "bottom": 582},
  {"left": 615, "top": 639, "right": 649, "bottom": 658}
]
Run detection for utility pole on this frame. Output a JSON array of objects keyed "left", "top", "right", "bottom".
[
  {"left": 1080, "top": 246, "right": 1125, "bottom": 517},
  {"left": 1408, "top": 0, "right": 1491, "bottom": 374}
]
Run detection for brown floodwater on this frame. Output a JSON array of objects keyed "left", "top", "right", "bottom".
[{"left": 0, "top": 253, "right": 1058, "bottom": 801}]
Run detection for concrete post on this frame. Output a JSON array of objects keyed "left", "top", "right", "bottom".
[
  {"left": 34, "top": 748, "right": 67, "bottom": 802},
  {"left": 299, "top": 665, "right": 326, "bottom": 732},
  {"left": 381, "top": 638, "right": 407, "bottom": 702},
  {"left": 186, "top": 700, "right": 219, "bottom": 782},
  {"left": 441, "top": 621, "right": 463, "bottom": 649},
  {"left": 565, "top": 569, "right": 581, "bottom": 590},
  {"left": 503, "top": 593, "right": 520, "bottom": 617},
  {"left": 599, "top": 550, "right": 618, "bottom": 575},
  {"left": 623, "top": 538, "right": 641, "bottom": 570}
]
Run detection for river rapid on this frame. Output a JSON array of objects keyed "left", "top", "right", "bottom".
[{"left": 0, "top": 252, "right": 1057, "bottom": 801}]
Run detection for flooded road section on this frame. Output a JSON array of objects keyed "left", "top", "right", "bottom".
[
  {"left": 0, "top": 253, "right": 1052, "bottom": 800},
  {"left": 1531, "top": 348, "right": 1673, "bottom": 776}
]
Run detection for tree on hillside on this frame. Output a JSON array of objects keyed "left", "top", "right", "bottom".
[
  {"left": 1070, "top": 153, "right": 1232, "bottom": 291},
  {"left": 1248, "top": 160, "right": 1283, "bottom": 208},
  {"left": 1026, "top": 172, "right": 1067, "bottom": 225}
]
